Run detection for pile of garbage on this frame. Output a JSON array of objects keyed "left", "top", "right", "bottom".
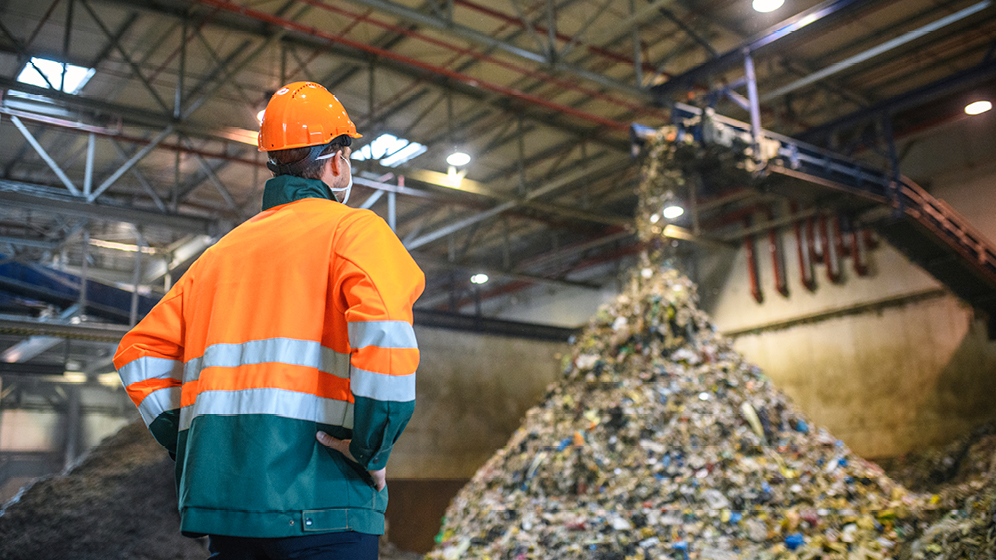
[
  {"left": 429, "top": 124, "right": 996, "bottom": 560},
  {"left": 430, "top": 264, "right": 922, "bottom": 560}
]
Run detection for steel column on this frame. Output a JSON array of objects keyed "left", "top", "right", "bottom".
[
  {"left": 83, "top": 133, "right": 95, "bottom": 198},
  {"left": 743, "top": 51, "right": 762, "bottom": 149},
  {"left": 129, "top": 228, "right": 144, "bottom": 326},
  {"left": 79, "top": 228, "right": 90, "bottom": 315}
]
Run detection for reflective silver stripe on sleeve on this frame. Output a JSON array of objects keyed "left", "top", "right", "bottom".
[
  {"left": 184, "top": 339, "right": 349, "bottom": 382},
  {"left": 178, "top": 388, "right": 354, "bottom": 431},
  {"left": 348, "top": 321, "right": 417, "bottom": 349},
  {"left": 119, "top": 357, "right": 182, "bottom": 386},
  {"left": 138, "top": 387, "right": 182, "bottom": 426},
  {"left": 350, "top": 368, "right": 416, "bottom": 402}
]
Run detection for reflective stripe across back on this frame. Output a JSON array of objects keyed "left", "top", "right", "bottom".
[
  {"left": 178, "top": 388, "right": 354, "bottom": 431},
  {"left": 184, "top": 338, "right": 349, "bottom": 382}
]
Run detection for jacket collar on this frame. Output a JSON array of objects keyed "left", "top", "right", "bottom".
[{"left": 261, "top": 175, "right": 333, "bottom": 211}]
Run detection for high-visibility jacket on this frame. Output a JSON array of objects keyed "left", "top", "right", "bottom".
[{"left": 114, "top": 175, "right": 424, "bottom": 538}]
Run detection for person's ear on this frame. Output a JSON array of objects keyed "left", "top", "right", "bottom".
[{"left": 330, "top": 150, "right": 345, "bottom": 176}]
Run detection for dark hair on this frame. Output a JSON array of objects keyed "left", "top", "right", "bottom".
[{"left": 266, "top": 135, "right": 350, "bottom": 179}]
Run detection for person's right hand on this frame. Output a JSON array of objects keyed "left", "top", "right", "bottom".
[{"left": 316, "top": 431, "right": 387, "bottom": 491}]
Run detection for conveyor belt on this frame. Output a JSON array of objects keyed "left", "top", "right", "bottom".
[{"left": 0, "top": 259, "right": 158, "bottom": 324}]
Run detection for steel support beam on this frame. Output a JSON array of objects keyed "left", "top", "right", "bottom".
[
  {"left": 78, "top": 0, "right": 172, "bottom": 113},
  {"left": 87, "top": 0, "right": 629, "bottom": 141},
  {"left": 801, "top": 60, "right": 996, "bottom": 142},
  {"left": 185, "top": 0, "right": 632, "bottom": 130},
  {"left": 405, "top": 156, "right": 631, "bottom": 249},
  {"left": 142, "top": 234, "right": 215, "bottom": 285},
  {"left": 0, "top": 180, "right": 219, "bottom": 235},
  {"left": 328, "top": 0, "right": 648, "bottom": 98},
  {"left": 88, "top": 127, "right": 173, "bottom": 201},
  {"left": 761, "top": 0, "right": 992, "bottom": 102},
  {"left": 0, "top": 317, "right": 129, "bottom": 342},
  {"left": 651, "top": 0, "right": 873, "bottom": 103},
  {"left": 9, "top": 116, "right": 81, "bottom": 196}
]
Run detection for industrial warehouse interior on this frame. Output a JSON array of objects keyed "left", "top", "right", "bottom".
[{"left": 0, "top": 0, "right": 995, "bottom": 557}]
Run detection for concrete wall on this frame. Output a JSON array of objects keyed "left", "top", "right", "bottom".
[
  {"left": 386, "top": 325, "right": 568, "bottom": 552},
  {"left": 390, "top": 325, "right": 568, "bottom": 479}
]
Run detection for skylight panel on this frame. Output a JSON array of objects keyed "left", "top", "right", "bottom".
[
  {"left": 380, "top": 142, "right": 427, "bottom": 168},
  {"left": 17, "top": 57, "right": 95, "bottom": 94},
  {"left": 350, "top": 133, "right": 426, "bottom": 168}
]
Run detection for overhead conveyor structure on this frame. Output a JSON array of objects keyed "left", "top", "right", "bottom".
[
  {"left": 637, "top": 103, "right": 996, "bottom": 333},
  {"left": 0, "top": 259, "right": 159, "bottom": 325}
]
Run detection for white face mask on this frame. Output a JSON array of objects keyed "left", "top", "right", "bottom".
[{"left": 317, "top": 152, "right": 353, "bottom": 205}]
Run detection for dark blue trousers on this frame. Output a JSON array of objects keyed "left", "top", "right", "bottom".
[{"left": 207, "top": 531, "right": 379, "bottom": 560}]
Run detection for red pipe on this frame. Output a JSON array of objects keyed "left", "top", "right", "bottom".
[
  {"left": 284, "top": 0, "right": 655, "bottom": 119},
  {"left": 190, "top": 0, "right": 628, "bottom": 130},
  {"left": 807, "top": 215, "right": 823, "bottom": 262},
  {"left": 767, "top": 208, "right": 788, "bottom": 297},
  {"left": 820, "top": 214, "right": 842, "bottom": 284},
  {"left": 744, "top": 217, "right": 763, "bottom": 303},
  {"left": 852, "top": 228, "right": 869, "bottom": 276},
  {"left": 834, "top": 215, "right": 848, "bottom": 258},
  {"left": 791, "top": 203, "right": 815, "bottom": 292},
  {"left": 863, "top": 228, "right": 879, "bottom": 249}
]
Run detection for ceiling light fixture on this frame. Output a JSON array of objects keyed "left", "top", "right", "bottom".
[
  {"left": 662, "top": 205, "right": 685, "bottom": 219},
  {"left": 470, "top": 273, "right": 489, "bottom": 285},
  {"left": 256, "top": 109, "right": 266, "bottom": 123},
  {"left": 752, "top": 0, "right": 784, "bottom": 13},
  {"left": 446, "top": 151, "right": 471, "bottom": 167},
  {"left": 965, "top": 100, "right": 992, "bottom": 115}
]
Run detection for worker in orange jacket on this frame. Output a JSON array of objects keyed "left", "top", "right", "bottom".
[{"left": 114, "top": 82, "right": 424, "bottom": 560}]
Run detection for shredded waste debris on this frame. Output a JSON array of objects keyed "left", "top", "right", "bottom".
[{"left": 427, "top": 121, "right": 996, "bottom": 560}]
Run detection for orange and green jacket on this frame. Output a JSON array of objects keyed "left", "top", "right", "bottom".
[{"left": 113, "top": 175, "right": 424, "bottom": 538}]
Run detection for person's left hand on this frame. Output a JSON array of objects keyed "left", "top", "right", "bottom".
[{"left": 316, "top": 432, "right": 387, "bottom": 491}]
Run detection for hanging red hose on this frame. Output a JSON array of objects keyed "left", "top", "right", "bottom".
[
  {"left": 864, "top": 228, "right": 879, "bottom": 249},
  {"left": 767, "top": 208, "right": 788, "bottom": 297},
  {"left": 792, "top": 204, "right": 816, "bottom": 291},
  {"left": 821, "top": 214, "right": 842, "bottom": 283},
  {"left": 852, "top": 228, "right": 869, "bottom": 276},
  {"left": 807, "top": 215, "right": 823, "bottom": 263},
  {"left": 833, "top": 214, "right": 847, "bottom": 259},
  {"left": 745, "top": 217, "right": 763, "bottom": 303}
]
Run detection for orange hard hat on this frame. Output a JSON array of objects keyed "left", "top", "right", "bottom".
[{"left": 258, "top": 82, "right": 362, "bottom": 152}]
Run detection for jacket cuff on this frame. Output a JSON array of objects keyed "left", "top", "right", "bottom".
[{"left": 349, "top": 440, "right": 394, "bottom": 471}]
